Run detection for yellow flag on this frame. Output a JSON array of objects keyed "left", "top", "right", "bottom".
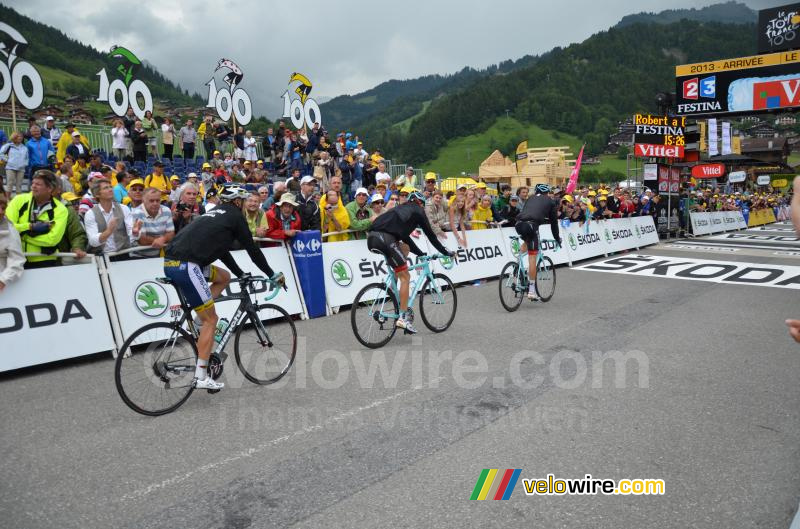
[
  {"left": 699, "top": 121, "right": 707, "bottom": 153},
  {"left": 732, "top": 135, "right": 741, "bottom": 155},
  {"left": 515, "top": 140, "right": 528, "bottom": 173}
]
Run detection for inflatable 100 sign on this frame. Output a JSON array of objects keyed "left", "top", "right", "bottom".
[
  {"left": 282, "top": 72, "right": 322, "bottom": 129},
  {"left": 96, "top": 46, "right": 153, "bottom": 120},
  {"left": 0, "top": 22, "right": 44, "bottom": 110},
  {"left": 206, "top": 58, "right": 252, "bottom": 125}
]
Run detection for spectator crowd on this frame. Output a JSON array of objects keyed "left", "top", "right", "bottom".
[{"left": 0, "top": 112, "right": 794, "bottom": 290}]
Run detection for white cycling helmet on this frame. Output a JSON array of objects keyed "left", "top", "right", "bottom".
[{"left": 219, "top": 185, "right": 250, "bottom": 202}]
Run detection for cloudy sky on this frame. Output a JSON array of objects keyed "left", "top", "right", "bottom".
[{"left": 9, "top": 0, "right": 777, "bottom": 119}]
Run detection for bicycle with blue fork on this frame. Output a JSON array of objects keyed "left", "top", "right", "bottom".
[
  {"left": 350, "top": 254, "right": 457, "bottom": 348},
  {"left": 498, "top": 236, "right": 558, "bottom": 311}
]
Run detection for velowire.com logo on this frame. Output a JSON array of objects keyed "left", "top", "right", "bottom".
[{"left": 469, "top": 469, "right": 521, "bottom": 501}]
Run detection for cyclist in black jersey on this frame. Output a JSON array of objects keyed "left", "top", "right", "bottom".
[
  {"left": 163, "top": 185, "right": 285, "bottom": 390},
  {"left": 368, "top": 190, "right": 455, "bottom": 334},
  {"left": 515, "top": 183, "right": 562, "bottom": 300}
]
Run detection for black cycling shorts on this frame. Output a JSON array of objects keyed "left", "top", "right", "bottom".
[
  {"left": 367, "top": 231, "right": 408, "bottom": 272},
  {"left": 514, "top": 221, "right": 541, "bottom": 254}
]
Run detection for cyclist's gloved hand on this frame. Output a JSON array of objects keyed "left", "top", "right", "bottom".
[
  {"left": 271, "top": 272, "right": 286, "bottom": 289},
  {"left": 30, "top": 221, "right": 51, "bottom": 235},
  {"left": 446, "top": 250, "right": 456, "bottom": 258}
]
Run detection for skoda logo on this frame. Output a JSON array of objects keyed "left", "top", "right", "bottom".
[
  {"left": 135, "top": 281, "right": 168, "bottom": 318},
  {"left": 604, "top": 228, "right": 612, "bottom": 244},
  {"left": 634, "top": 225, "right": 641, "bottom": 238},
  {"left": 509, "top": 238, "right": 522, "bottom": 257},
  {"left": 568, "top": 233, "right": 578, "bottom": 251},
  {"left": 331, "top": 259, "right": 352, "bottom": 286},
  {"left": 439, "top": 255, "right": 455, "bottom": 270}
]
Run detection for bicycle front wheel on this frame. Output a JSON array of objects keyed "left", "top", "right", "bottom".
[
  {"left": 351, "top": 283, "right": 398, "bottom": 348},
  {"left": 535, "top": 256, "right": 556, "bottom": 302},
  {"left": 234, "top": 304, "right": 297, "bottom": 385},
  {"left": 498, "top": 261, "right": 525, "bottom": 312},
  {"left": 418, "top": 273, "right": 457, "bottom": 332},
  {"left": 115, "top": 322, "right": 197, "bottom": 416}
]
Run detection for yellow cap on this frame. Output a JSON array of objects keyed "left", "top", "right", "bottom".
[
  {"left": 127, "top": 178, "right": 145, "bottom": 189},
  {"left": 588, "top": 190, "right": 597, "bottom": 196},
  {"left": 202, "top": 162, "right": 212, "bottom": 169},
  {"left": 476, "top": 182, "right": 487, "bottom": 189},
  {"left": 425, "top": 171, "right": 437, "bottom": 181},
  {"left": 213, "top": 150, "right": 220, "bottom": 155},
  {"left": 400, "top": 186, "right": 416, "bottom": 194},
  {"left": 170, "top": 175, "right": 180, "bottom": 181},
  {"left": 61, "top": 191, "right": 80, "bottom": 202},
  {"left": 563, "top": 195, "right": 573, "bottom": 203}
]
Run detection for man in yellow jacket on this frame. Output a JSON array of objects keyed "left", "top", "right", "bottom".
[
  {"left": 56, "top": 123, "right": 90, "bottom": 164},
  {"left": 5, "top": 170, "right": 69, "bottom": 268}
]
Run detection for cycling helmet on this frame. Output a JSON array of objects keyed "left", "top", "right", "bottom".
[
  {"left": 407, "top": 190, "right": 425, "bottom": 204},
  {"left": 535, "top": 183, "right": 551, "bottom": 195},
  {"left": 219, "top": 185, "right": 250, "bottom": 202}
]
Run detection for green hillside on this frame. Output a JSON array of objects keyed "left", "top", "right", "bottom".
[
  {"left": 423, "top": 117, "right": 634, "bottom": 180},
  {"left": 424, "top": 118, "right": 582, "bottom": 177}
]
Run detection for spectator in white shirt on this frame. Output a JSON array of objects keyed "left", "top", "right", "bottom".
[
  {"left": 111, "top": 118, "right": 129, "bottom": 161},
  {"left": 84, "top": 178, "right": 140, "bottom": 259}
]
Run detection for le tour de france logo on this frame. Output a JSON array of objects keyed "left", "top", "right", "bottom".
[
  {"left": 282, "top": 72, "right": 322, "bottom": 129},
  {"left": 206, "top": 58, "right": 252, "bottom": 125},
  {"left": 96, "top": 46, "right": 153, "bottom": 120},
  {"left": 0, "top": 22, "right": 44, "bottom": 110}
]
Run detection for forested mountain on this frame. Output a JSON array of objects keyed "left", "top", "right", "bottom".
[
  {"left": 616, "top": 1, "right": 756, "bottom": 28},
  {"left": 0, "top": 4, "right": 203, "bottom": 107},
  {"left": 320, "top": 58, "right": 539, "bottom": 131},
  {"left": 358, "top": 19, "right": 756, "bottom": 164}
]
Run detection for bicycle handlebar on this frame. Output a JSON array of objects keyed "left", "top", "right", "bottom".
[{"left": 234, "top": 273, "right": 286, "bottom": 301}]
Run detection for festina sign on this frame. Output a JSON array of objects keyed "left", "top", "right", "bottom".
[
  {"left": 691, "top": 164, "right": 726, "bottom": 178},
  {"left": 634, "top": 143, "right": 684, "bottom": 158}
]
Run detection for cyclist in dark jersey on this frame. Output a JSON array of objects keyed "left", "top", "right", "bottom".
[
  {"left": 368, "top": 190, "right": 455, "bottom": 334},
  {"left": 163, "top": 185, "right": 285, "bottom": 390},
  {"left": 516, "top": 183, "right": 561, "bottom": 300}
]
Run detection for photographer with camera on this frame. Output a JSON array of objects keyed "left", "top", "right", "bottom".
[{"left": 171, "top": 182, "right": 205, "bottom": 234}]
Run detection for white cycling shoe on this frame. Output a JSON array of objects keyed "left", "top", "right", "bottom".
[
  {"left": 396, "top": 318, "right": 418, "bottom": 334},
  {"left": 193, "top": 377, "right": 224, "bottom": 390},
  {"left": 526, "top": 289, "right": 540, "bottom": 302}
]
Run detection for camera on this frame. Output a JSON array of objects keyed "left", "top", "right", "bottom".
[{"left": 176, "top": 202, "right": 191, "bottom": 212}]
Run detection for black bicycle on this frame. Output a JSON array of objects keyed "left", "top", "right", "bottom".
[{"left": 114, "top": 274, "right": 297, "bottom": 416}]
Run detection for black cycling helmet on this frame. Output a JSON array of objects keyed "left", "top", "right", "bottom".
[
  {"left": 535, "top": 183, "right": 551, "bottom": 195},
  {"left": 407, "top": 190, "right": 425, "bottom": 204}
]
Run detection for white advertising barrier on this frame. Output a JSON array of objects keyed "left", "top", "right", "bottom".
[
  {"left": 562, "top": 216, "right": 658, "bottom": 261},
  {"left": 106, "top": 247, "right": 304, "bottom": 344},
  {"left": 690, "top": 211, "right": 747, "bottom": 236},
  {"left": 322, "top": 217, "right": 658, "bottom": 308},
  {"left": 0, "top": 260, "right": 115, "bottom": 372}
]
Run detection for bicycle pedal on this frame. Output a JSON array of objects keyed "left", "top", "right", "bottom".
[{"left": 207, "top": 388, "right": 221, "bottom": 395}]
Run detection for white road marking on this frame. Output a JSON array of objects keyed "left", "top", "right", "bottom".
[
  {"left": 665, "top": 244, "right": 740, "bottom": 252},
  {"left": 576, "top": 254, "right": 800, "bottom": 290},
  {"left": 118, "top": 379, "right": 444, "bottom": 503}
]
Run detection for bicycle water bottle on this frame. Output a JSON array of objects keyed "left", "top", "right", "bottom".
[{"left": 214, "top": 318, "right": 230, "bottom": 343}]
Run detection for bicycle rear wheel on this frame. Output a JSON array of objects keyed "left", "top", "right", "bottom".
[
  {"left": 234, "top": 304, "right": 297, "bottom": 385},
  {"left": 418, "top": 273, "right": 457, "bottom": 332},
  {"left": 351, "top": 282, "right": 398, "bottom": 348},
  {"left": 498, "top": 261, "right": 525, "bottom": 312},
  {"left": 535, "top": 256, "right": 556, "bottom": 302},
  {"left": 115, "top": 322, "right": 197, "bottom": 416}
]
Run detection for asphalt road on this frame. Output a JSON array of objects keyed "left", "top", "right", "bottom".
[{"left": 2, "top": 233, "right": 799, "bottom": 529}]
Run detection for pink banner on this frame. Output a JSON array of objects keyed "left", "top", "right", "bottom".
[{"left": 565, "top": 144, "right": 584, "bottom": 194}]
